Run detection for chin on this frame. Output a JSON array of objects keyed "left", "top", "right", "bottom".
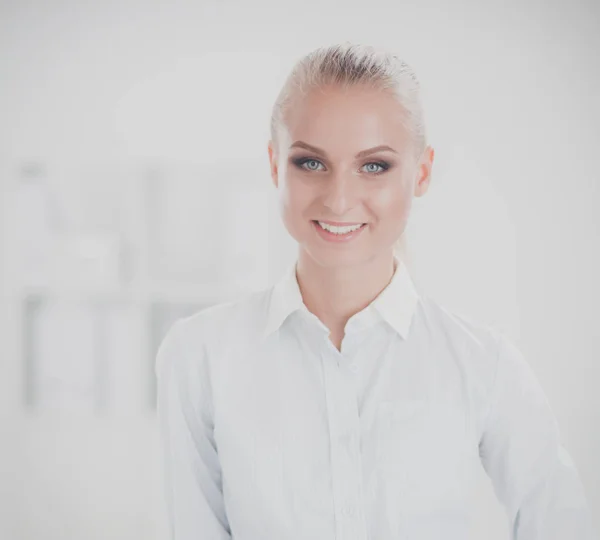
[{"left": 305, "top": 245, "right": 371, "bottom": 268}]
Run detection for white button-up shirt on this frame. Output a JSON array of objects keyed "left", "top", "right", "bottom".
[{"left": 155, "top": 257, "right": 595, "bottom": 540}]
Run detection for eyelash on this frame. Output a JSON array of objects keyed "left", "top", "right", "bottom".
[{"left": 292, "top": 157, "right": 391, "bottom": 176}]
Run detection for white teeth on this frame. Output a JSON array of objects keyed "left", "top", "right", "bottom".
[{"left": 317, "top": 221, "right": 364, "bottom": 234}]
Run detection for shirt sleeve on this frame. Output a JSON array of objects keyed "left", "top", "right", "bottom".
[
  {"left": 478, "top": 331, "right": 597, "bottom": 539},
  {"left": 155, "top": 319, "right": 232, "bottom": 540}
]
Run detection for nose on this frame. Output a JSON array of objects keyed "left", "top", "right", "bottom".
[{"left": 322, "top": 174, "right": 359, "bottom": 216}]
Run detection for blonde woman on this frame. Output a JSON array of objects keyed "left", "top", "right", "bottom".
[{"left": 155, "top": 42, "right": 595, "bottom": 539}]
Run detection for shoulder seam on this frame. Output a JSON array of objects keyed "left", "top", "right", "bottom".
[
  {"left": 480, "top": 329, "right": 503, "bottom": 441},
  {"left": 172, "top": 317, "right": 215, "bottom": 424}
]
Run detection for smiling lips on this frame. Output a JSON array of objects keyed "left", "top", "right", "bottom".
[
  {"left": 315, "top": 220, "right": 366, "bottom": 226},
  {"left": 313, "top": 220, "right": 368, "bottom": 242}
]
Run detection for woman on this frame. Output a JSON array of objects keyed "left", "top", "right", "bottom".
[{"left": 155, "top": 42, "right": 595, "bottom": 539}]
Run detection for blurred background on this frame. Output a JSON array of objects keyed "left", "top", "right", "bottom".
[{"left": 0, "top": 1, "right": 598, "bottom": 539}]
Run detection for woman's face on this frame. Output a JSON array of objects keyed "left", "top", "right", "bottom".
[{"left": 268, "top": 84, "right": 433, "bottom": 268}]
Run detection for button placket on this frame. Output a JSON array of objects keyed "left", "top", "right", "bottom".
[
  {"left": 337, "top": 432, "right": 357, "bottom": 460},
  {"left": 320, "top": 345, "right": 366, "bottom": 540},
  {"left": 342, "top": 503, "right": 356, "bottom": 517}
]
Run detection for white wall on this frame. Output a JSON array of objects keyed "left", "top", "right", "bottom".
[{"left": 1, "top": 0, "right": 599, "bottom": 539}]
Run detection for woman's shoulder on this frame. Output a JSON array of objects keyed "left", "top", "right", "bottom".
[
  {"left": 416, "top": 293, "right": 506, "bottom": 360},
  {"left": 171, "top": 286, "right": 272, "bottom": 348},
  {"left": 155, "top": 286, "right": 272, "bottom": 377},
  {"left": 416, "top": 295, "right": 514, "bottom": 417}
]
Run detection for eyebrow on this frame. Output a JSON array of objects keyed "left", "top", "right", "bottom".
[{"left": 289, "top": 141, "right": 398, "bottom": 159}]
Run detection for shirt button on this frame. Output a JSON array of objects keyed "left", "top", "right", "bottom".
[
  {"left": 346, "top": 438, "right": 355, "bottom": 457},
  {"left": 339, "top": 433, "right": 354, "bottom": 451},
  {"left": 348, "top": 362, "right": 359, "bottom": 373},
  {"left": 342, "top": 504, "right": 355, "bottom": 517}
]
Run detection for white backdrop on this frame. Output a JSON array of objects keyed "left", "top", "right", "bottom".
[{"left": 1, "top": 0, "right": 598, "bottom": 539}]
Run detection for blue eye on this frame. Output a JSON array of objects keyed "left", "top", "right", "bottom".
[
  {"left": 292, "top": 157, "right": 390, "bottom": 175},
  {"left": 298, "top": 158, "right": 323, "bottom": 171},
  {"left": 362, "top": 162, "right": 389, "bottom": 174}
]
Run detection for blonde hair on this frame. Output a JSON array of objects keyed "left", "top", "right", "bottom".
[{"left": 269, "top": 41, "right": 427, "bottom": 271}]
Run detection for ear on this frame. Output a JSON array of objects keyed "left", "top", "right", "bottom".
[
  {"left": 268, "top": 140, "right": 279, "bottom": 189},
  {"left": 414, "top": 145, "right": 434, "bottom": 198}
]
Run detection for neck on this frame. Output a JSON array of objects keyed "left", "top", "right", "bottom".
[{"left": 295, "top": 249, "right": 397, "bottom": 332}]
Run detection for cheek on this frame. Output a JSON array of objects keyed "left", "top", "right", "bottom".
[
  {"left": 370, "top": 186, "right": 412, "bottom": 218},
  {"left": 278, "top": 180, "right": 314, "bottom": 233},
  {"left": 280, "top": 178, "right": 313, "bottom": 217}
]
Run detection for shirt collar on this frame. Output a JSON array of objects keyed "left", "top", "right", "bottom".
[{"left": 262, "top": 255, "right": 420, "bottom": 342}]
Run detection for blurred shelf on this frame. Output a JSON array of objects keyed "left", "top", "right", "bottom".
[
  {"left": 6, "top": 159, "right": 273, "bottom": 415},
  {"left": 14, "top": 279, "right": 263, "bottom": 304},
  {"left": 16, "top": 284, "right": 135, "bottom": 304}
]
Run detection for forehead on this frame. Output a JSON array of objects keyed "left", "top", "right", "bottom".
[{"left": 282, "top": 84, "right": 412, "bottom": 155}]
